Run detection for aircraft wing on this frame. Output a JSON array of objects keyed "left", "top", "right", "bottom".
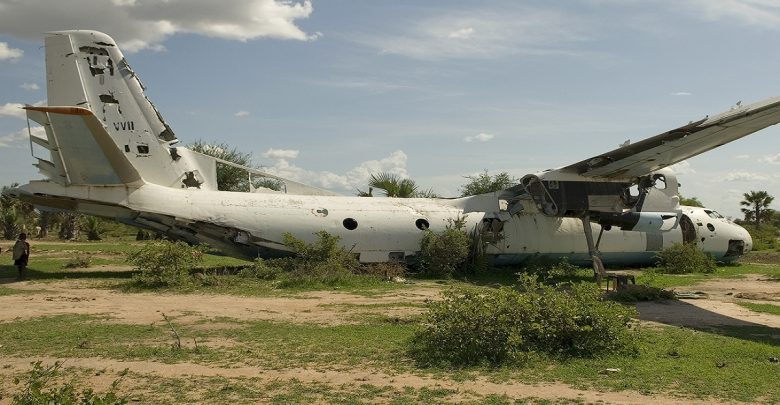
[{"left": 555, "top": 96, "right": 780, "bottom": 180}]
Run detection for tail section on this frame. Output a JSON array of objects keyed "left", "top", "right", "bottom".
[{"left": 33, "top": 30, "right": 218, "bottom": 189}]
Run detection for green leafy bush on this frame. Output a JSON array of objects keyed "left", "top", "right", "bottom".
[
  {"left": 654, "top": 243, "right": 716, "bottom": 274},
  {"left": 418, "top": 219, "right": 470, "bottom": 277},
  {"left": 742, "top": 224, "right": 779, "bottom": 251},
  {"left": 13, "top": 361, "right": 127, "bottom": 405},
  {"left": 238, "top": 232, "right": 378, "bottom": 289},
  {"left": 128, "top": 240, "right": 203, "bottom": 287},
  {"left": 410, "top": 276, "right": 638, "bottom": 367},
  {"left": 521, "top": 256, "right": 580, "bottom": 280}
]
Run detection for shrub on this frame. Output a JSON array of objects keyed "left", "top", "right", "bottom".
[
  {"left": 238, "top": 232, "right": 371, "bottom": 288},
  {"left": 410, "top": 276, "right": 638, "bottom": 367},
  {"left": 742, "top": 224, "right": 779, "bottom": 251},
  {"left": 418, "top": 219, "right": 470, "bottom": 277},
  {"left": 654, "top": 243, "right": 716, "bottom": 274},
  {"left": 607, "top": 284, "right": 676, "bottom": 303},
  {"left": 13, "top": 361, "right": 128, "bottom": 405},
  {"left": 275, "top": 231, "right": 360, "bottom": 280},
  {"left": 521, "top": 256, "right": 580, "bottom": 280},
  {"left": 62, "top": 254, "right": 92, "bottom": 269},
  {"left": 128, "top": 240, "right": 203, "bottom": 287}
]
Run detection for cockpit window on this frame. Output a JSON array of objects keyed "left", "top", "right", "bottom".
[
  {"left": 653, "top": 174, "right": 667, "bottom": 190},
  {"left": 703, "top": 210, "right": 723, "bottom": 219}
]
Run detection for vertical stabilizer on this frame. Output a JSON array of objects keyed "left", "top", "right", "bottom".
[{"left": 41, "top": 30, "right": 217, "bottom": 189}]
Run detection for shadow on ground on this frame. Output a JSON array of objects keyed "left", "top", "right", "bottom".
[{"left": 637, "top": 299, "right": 780, "bottom": 346}]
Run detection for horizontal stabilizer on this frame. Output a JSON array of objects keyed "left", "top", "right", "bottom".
[{"left": 25, "top": 106, "right": 142, "bottom": 185}]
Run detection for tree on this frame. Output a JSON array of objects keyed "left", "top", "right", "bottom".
[
  {"left": 740, "top": 190, "right": 774, "bottom": 228},
  {"left": 189, "top": 141, "right": 282, "bottom": 192},
  {"left": 362, "top": 172, "right": 438, "bottom": 198},
  {"left": 459, "top": 170, "right": 518, "bottom": 197},
  {"left": 0, "top": 183, "right": 36, "bottom": 239},
  {"left": 679, "top": 195, "right": 704, "bottom": 207}
]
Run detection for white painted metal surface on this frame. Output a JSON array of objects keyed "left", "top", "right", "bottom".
[{"left": 8, "top": 30, "right": 772, "bottom": 266}]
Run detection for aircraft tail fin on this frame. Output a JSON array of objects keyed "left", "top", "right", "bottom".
[{"left": 36, "top": 30, "right": 219, "bottom": 189}]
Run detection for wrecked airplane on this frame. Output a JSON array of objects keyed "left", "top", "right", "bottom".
[{"left": 7, "top": 30, "right": 780, "bottom": 274}]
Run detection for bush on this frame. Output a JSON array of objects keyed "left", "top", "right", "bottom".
[
  {"left": 742, "top": 224, "right": 779, "bottom": 251},
  {"left": 521, "top": 256, "right": 580, "bottom": 280},
  {"left": 410, "top": 276, "right": 638, "bottom": 367},
  {"left": 418, "top": 219, "right": 470, "bottom": 277},
  {"left": 654, "top": 243, "right": 716, "bottom": 274},
  {"left": 62, "top": 254, "right": 92, "bottom": 269},
  {"left": 128, "top": 240, "right": 203, "bottom": 287},
  {"left": 238, "top": 232, "right": 376, "bottom": 288},
  {"left": 607, "top": 284, "right": 676, "bottom": 303},
  {"left": 13, "top": 361, "right": 127, "bottom": 405}
]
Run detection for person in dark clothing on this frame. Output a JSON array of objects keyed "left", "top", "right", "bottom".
[{"left": 12, "top": 233, "right": 30, "bottom": 280}]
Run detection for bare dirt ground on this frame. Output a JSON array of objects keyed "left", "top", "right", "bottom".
[{"left": 1, "top": 268, "right": 779, "bottom": 404}]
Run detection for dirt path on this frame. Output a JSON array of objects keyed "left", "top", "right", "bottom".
[
  {"left": 1, "top": 272, "right": 778, "bottom": 404},
  {"left": 0, "top": 278, "right": 437, "bottom": 326},
  {"left": 0, "top": 356, "right": 737, "bottom": 405},
  {"left": 637, "top": 274, "right": 780, "bottom": 329}
]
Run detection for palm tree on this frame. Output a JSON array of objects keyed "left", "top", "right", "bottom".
[
  {"left": 740, "top": 190, "right": 774, "bottom": 228},
  {"left": 368, "top": 173, "right": 419, "bottom": 198}
]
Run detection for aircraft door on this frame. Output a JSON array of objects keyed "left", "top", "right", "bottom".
[{"left": 680, "top": 214, "right": 697, "bottom": 244}]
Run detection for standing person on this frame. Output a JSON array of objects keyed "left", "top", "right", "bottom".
[{"left": 12, "top": 233, "right": 30, "bottom": 280}]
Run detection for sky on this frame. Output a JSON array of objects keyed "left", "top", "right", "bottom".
[{"left": 0, "top": 0, "right": 779, "bottom": 218}]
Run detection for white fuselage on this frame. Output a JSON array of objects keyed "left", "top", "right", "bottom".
[{"left": 15, "top": 181, "right": 752, "bottom": 266}]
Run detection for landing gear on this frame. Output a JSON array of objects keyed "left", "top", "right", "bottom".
[{"left": 580, "top": 217, "right": 606, "bottom": 285}]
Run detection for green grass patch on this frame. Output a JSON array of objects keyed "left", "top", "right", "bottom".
[
  {"left": 0, "top": 314, "right": 221, "bottom": 364},
  {"left": 218, "top": 319, "right": 415, "bottom": 369},
  {"left": 636, "top": 262, "right": 780, "bottom": 288},
  {"left": 737, "top": 302, "right": 780, "bottom": 316}
]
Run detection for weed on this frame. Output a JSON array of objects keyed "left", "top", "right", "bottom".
[{"left": 12, "top": 361, "right": 128, "bottom": 404}]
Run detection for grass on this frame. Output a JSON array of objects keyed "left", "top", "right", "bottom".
[
  {"left": 636, "top": 262, "right": 780, "bottom": 289},
  {"left": 2, "top": 239, "right": 780, "bottom": 402},
  {"left": 737, "top": 302, "right": 780, "bottom": 316},
  {"left": 1, "top": 311, "right": 778, "bottom": 402}
]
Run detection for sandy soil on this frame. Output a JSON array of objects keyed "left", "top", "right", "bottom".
[{"left": 1, "top": 269, "right": 778, "bottom": 404}]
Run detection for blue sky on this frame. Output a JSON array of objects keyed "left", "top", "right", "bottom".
[{"left": 1, "top": 0, "right": 779, "bottom": 218}]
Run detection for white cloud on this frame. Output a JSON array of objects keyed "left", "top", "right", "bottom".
[
  {"left": 464, "top": 132, "right": 495, "bottom": 142},
  {"left": 670, "top": 91, "right": 692, "bottom": 96},
  {"left": 262, "top": 150, "right": 409, "bottom": 191},
  {"left": 234, "top": 110, "right": 250, "bottom": 117},
  {"left": 723, "top": 171, "right": 771, "bottom": 182},
  {"left": 0, "top": 42, "right": 23, "bottom": 60},
  {"left": 448, "top": 27, "right": 475, "bottom": 39},
  {"left": 0, "top": 102, "right": 25, "bottom": 119},
  {"left": 735, "top": 154, "right": 750, "bottom": 159},
  {"left": 668, "top": 160, "right": 695, "bottom": 175},
  {"left": 0, "top": 126, "right": 43, "bottom": 148},
  {"left": 682, "top": 0, "right": 780, "bottom": 29},
  {"left": 0, "top": 0, "right": 317, "bottom": 53},
  {"left": 262, "top": 148, "right": 299, "bottom": 159},
  {"left": 358, "top": 8, "right": 589, "bottom": 60},
  {"left": 20, "top": 83, "right": 39, "bottom": 91},
  {"left": 761, "top": 153, "right": 780, "bottom": 164}
]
